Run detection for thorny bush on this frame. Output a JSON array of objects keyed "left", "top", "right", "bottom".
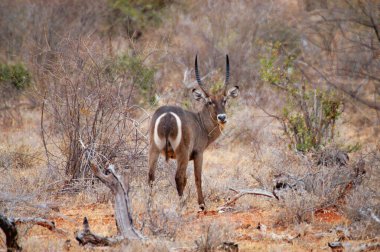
[{"left": 41, "top": 39, "right": 151, "bottom": 180}]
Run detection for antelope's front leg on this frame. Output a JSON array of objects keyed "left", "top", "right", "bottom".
[{"left": 193, "top": 153, "right": 205, "bottom": 211}]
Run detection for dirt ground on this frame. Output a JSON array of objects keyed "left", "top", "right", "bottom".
[
  {"left": 2, "top": 200, "right": 349, "bottom": 251},
  {"left": 1, "top": 108, "right": 378, "bottom": 252}
]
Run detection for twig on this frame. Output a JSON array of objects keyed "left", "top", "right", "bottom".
[
  {"left": 218, "top": 187, "right": 276, "bottom": 211},
  {"left": 40, "top": 92, "right": 52, "bottom": 169}
]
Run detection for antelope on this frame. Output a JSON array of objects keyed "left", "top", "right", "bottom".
[{"left": 148, "top": 55, "right": 239, "bottom": 211}]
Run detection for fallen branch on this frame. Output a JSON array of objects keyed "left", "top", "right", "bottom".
[
  {"left": 359, "top": 208, "right": 380, "bottom": 225},
  {"left": 12, "top": 217, "right": 67, "bottom": 235},
  {"left": 75, "top": 217, "right": 124, "bottom": 246},
  {"left": 218, "top": 188, "right": 276, "bottom": 211},
  {"left": 1, "top": 214, "right": 67, "bottom": 251},
  {"left": 328, "top": 241, "right": 380, "bottom": 252}
]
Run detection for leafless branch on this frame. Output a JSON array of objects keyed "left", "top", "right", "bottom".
[
  {"left": 12, "top": 217, "right": 67, "bottom": 235},
  {"left": 295, "top": 59, "right": 380, "bottom": 111},
  {"left": 218, "top": 187, "right": 277, "bottom": 212},
  {"left": 329, "top": 241, "right": 380, "bottom": 252}
]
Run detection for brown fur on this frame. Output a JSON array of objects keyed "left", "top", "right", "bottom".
[
  {"left": 148, "top": 94, "right": 233, "bottom": 209},
  {"left": 149, "top": 55, "right": 238, "bottom": 210}
]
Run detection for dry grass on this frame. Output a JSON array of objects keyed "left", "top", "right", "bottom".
[
  {"left": 1, "top": 96, "right": 379, "bottom": 250},
  {"left": 1, "top": 0, "right": 379, "bottom": 251}
]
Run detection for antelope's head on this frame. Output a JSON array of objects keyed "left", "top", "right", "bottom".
[{"left": 192, "top": 55, "right": 239, "bottom": 124}]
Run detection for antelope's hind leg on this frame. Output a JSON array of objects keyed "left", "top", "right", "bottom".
[
  {"left": 148, "top": 144, "right": 160, "bottom": 185},
  {"left": 174, "top": 146, "right": 189, "bottom": 197}
]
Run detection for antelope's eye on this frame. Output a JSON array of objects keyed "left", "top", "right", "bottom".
[
  {"left": 222, "top": 99, "right": 227, "bottom": 105},
  {"left": 207, "top": 101, "right": 214, "bottom": 106}
]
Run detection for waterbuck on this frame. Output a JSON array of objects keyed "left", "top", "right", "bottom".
[{"left": 148, "top": 55, "right": 239, "bottom": 211}]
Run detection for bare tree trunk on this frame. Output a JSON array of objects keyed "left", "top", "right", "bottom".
[{"left": 76, "top": 162, "right": 143, "bottom": 246}]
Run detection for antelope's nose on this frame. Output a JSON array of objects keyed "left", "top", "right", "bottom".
[{"left": 217, "top": 114, "right": 227, "bottom": 123}]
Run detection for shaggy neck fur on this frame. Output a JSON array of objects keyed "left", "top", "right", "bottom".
[{"left": 197, "top": 105, "right": 223, "bottom": 146}]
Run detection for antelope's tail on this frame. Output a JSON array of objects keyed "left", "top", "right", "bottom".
[{"left": 165, "top": 135, "right": 169, "bottom": 162}]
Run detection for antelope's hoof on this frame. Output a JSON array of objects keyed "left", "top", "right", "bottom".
[
  {"left": 198, "top": 204, "right": 206, "bottom": 212},
  {"left": 148, "top": 180, "right": 154, "bottom": 187}
]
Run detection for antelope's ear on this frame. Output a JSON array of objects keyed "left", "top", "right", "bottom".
[
  {"left": 226, "top": 86, "right": 239, "bottom": 98},
  {"left": 192, "top": 88, "right": 207, "bottom": 102}
]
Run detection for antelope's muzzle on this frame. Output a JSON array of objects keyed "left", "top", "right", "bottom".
[{"left": 217, "top": 114, "right": 227, "bottom": 124}]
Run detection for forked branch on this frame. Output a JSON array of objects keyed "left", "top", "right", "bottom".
[{"left": 76, "top": 161, "right": 143, "bottom": 247}]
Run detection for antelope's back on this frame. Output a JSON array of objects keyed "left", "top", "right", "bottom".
[{"left": 150, "top": 105, "right": 186, "bottom": 125}]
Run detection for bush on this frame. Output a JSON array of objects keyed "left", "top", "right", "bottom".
[
  {"left": 260, "top": 42, "right": 343, "bottom": 152},
  {"left": 0, "top": 62, "right": 32, "bottom": 127},
  {"left": 342, "top": 150, "right": 380, "bottom": 239},
  {"left": 282, "top": 89, "right": 342, "bottom": 152},
  {"left": 0, "top": 63, "right": 31, "bottom": 90},
  {"left": 40, "top": 40, "right": 153, "bottom": 180},
  {"left": 107, "top": 53, "right": 156, "bottom": 105},
  {"left": 108, "top": 0, "right": 172, "bottom": 38},
  {"left": 0, "top": 145, "right": 39, "bottom": 170}
]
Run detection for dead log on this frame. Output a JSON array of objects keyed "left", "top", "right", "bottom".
[
  {"left": 75, "top": 217, "right": 124, "bottom": 246},
  {"left": 218, "top": 188, "right": 276, "bottom": 212},
  {"left": 0, "top": 214, "right": 21, "bottom": 252},
  {"left": 1, "top": 214, "right": 66, "bottom": 251},
  {"left": 12, "top": 217, "right": 66, "bottom": 235},
  {"left": 75, "top": 162, "right": 143, "bottom": 246},
  {"left": 328, "top": 241, "right": 380, "bottom": 252}
]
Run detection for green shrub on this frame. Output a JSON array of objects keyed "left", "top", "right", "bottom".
[
  {"left": 209, "top": 81, "right": 224, "bottom": 95},
  {"left": 260, "top": 42, "right": 343, "bottom": 152},
  {"left": 0, "top": 63, "right": 31, "bottom": 90},
  {"left": 108, "top": 53, "right": 156, "bottom": 105},
  {"left": 283, "top": 89, "right": 342, "bottom": 152},
  {"left": 108, "top": 0, "right": 172, "bottom": 36}
]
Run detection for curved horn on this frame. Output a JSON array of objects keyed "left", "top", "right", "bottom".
[
  {"left": 224, "top": 54, "right": 230, "bottom": 93},
  {"left": 195, "top": 55, "right": 210, "bottom": 97}
]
